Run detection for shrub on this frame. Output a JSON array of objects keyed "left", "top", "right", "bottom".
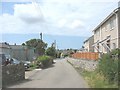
[
  {"left": 29, "top": 63, "right": 37, "bottom": 69},
  {"left": 63, "top": 54, "right": 68, "bottom": 57},
  {"left": 37, "top": 55, "right": 53, "bottom": 68},
  {"left": 46, "top": 47, "right": 56, "bottom": 58},
  {"left": 98, "top": 49, "right": 119, "bottom": 84}
]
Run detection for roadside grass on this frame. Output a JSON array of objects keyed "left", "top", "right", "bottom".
[
  {"left": 80, "top": 70, "right": 118, "bottom": 88},
  {"left": 29, "top": 63, "right": 37, "bottom": 70},
  {"left": 67, "top": 60, "right": 118, "bottom": 88}
]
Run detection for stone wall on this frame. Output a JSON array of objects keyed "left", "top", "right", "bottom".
[
  {"left": 10, "top": 48, "right": 35, "bottom": 61},
  {"left": 1, "top": 45, "right": 35, "bottom": 61},
  {"left": 2, "top": 64, "right": 25, "bottom": 87},
  {"left": 67, "top": 57, "right": 98, "bottom": 71}
]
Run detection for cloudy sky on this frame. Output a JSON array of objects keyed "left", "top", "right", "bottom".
[{"left": 0, "top": 0, "right": 119, "bottom": 49}]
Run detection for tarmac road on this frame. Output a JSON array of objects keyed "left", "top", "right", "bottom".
[{"left": 8, "top": 58, "right": 89, "bottom": 88}]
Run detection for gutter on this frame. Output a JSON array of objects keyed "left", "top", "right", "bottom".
[{"left": 92, "top": 8, "right": 119, "bottom": 32}]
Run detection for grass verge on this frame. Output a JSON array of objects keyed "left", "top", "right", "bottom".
[
  {"left": 80, "top": 70, "right": 118, "bottom": 88},
  {"left": 67, "top": 60, "right": 118, "bottom": 88}
]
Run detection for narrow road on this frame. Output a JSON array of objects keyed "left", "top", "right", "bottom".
[{"left": 8, "top": 58, "right": 89, "bottom": 88}]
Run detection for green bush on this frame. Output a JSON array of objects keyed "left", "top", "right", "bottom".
[
  {"left": 29, "top": 63, "right": 37, "bottom": 69},
  {"left": 37, "top": 55, "right": 53, "bottom": 68},
  {"left": 63, "top": 54, "right": 68, "bottom": 57},
  {"left": 98, "top": 49, "right": 119, "bottom": 84},
  {"left": 46, "top": 47, "right": 56, "bottom": 58}
]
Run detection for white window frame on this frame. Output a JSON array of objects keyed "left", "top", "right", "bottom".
[
  {"left": 109, "top": 19, "right": 115, "bottom": 30},
  {"left": 112, "top": 43, "right": 116, "bottom": 49}
]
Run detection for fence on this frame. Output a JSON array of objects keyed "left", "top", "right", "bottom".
[{"left": 72, "top": 52, "right": 99, "bottom": 60}]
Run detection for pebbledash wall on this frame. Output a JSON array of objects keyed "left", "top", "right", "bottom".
[{"left": 2, "top": 64, "right": 25, "bottom": 87}]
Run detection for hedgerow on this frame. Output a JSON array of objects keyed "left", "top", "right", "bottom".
[
  {"left": 98, "top": 49, "right": 120, "bottom": 85},
  {"left": 36, "top": 55, "right": 53, "bottom": 68}
]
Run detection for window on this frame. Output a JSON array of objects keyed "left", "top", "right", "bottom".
[
  {"left": 97, "top": 44, "right": 99, "bottom": 50},
  {"left": 113, "top": 43, "right": 116, "bottom": 49},
  {"left": 105, "top": 24, "right": 108, "bottom": 31},
  {"left": 107, "top": 40, "right": 110, "bottom": 48},
  {"left": 102, "top": 27, "right": 105, "bottom": 31},
  {"left": 97, "top": 31, "right": 100, "bottom": 37},
  {"left": 109, "top": 19, "right": 114, "bottom": 30}
]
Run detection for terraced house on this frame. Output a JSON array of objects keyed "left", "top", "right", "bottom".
[
  {"left": 93, "top": 7, "right": 120, "bottom": 54},
  {"left": 83, "top": 35, "right": 94, "bottom": 52}
]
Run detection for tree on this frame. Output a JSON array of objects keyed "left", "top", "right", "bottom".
[
  {"left": 22, "top": 43, "right": 25, "bottom": 46},
  {"left": 25, "top": 39, "right": 47, "bottom": 56},
  {"left": 46, "top": 46, "right": 56, "bottom": 58}
]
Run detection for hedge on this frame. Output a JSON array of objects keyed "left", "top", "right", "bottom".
[
  {"left": 98, "top": 49, "right": 120, "bottom": 85},
  {"left": 37, "top": 55, "right": 53, "bottom": 68}
]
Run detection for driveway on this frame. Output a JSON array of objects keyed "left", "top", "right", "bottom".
[{"left": 8, "top": 58, "right": 89, "bottom": 88}]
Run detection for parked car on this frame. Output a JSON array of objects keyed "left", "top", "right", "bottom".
[
  {"left": 0, "top": 53, "right": 21, "bottom": 66},
  {"left": 22, "top": 61, "right": 31, "bottom": 70},
  {"left": 0, "top": 54, "right": 11, "bottom": 65},
  {"left": 10, "top": 58, "right": 20, "bottom": 65},
  {"left": 0, "top": 53, "right": 6, "bottom": 65}
]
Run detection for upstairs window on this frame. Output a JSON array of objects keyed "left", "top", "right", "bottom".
[{"left": 109, "top": 19, "right": 114, "bottom": 30}]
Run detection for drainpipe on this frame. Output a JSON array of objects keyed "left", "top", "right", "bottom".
[
  {"left": 100, "top": 27, "right": 102, "bottom": 53},
  {"left": 115, "top": 10, "right": 119, "bottom": 49},
  {"left": 117, "top": 7, "right": 120, "bottom": 48}
]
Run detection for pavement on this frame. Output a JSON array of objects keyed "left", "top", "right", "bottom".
[{"left": 8, "top": 58, "right": 89, "bottom": 88}]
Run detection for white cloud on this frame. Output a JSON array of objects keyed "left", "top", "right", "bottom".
[
  {"left": 0, "top": 0, "right": 118, "bottom": 36},
  {"left": 0, "top": 13, "right": 45, "bottom": 34},
  {"left": 57, "top": 19, "right": 85, "bottom": 29},
  {"left": 1, "top": 0, "right": 120, "bottom": 2},
  {"left": 58, "top": 19, "right": 67, "bottom": 28},
  {"left": 14, "top": 3, "right": 44, "bottom": 23},
  {"left": 70, "top": 20, "right": 84, "bottom": 29},
  {"left": 0, "top": 14, "right": 24, "bottom": 33}
]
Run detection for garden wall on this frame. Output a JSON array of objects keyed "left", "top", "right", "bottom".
[
  {"left": 67, "top": 57, "right": 98, "bottom": 71},
  {"left": 2, "top": 64, "right": 25, "bottom": 87}
]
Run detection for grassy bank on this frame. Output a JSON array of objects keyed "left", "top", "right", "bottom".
[
  {"left": 80, "top": 70, "right": 118, "bottom": 88},
  {"left": 68, "top": 49, "right": 119, "bottom": 88},
  {"left": 67, "top": 60, "right": 118, "bottom": 88}
]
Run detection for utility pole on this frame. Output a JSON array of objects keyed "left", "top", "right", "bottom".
[
  {"left": 54, "top": 40, "right": 56, "bottom": 49},
  {"left": 40, "top": 32, "right": 42, "bottom": 41}
]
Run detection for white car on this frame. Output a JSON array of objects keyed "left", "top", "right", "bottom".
[{"left": 10, "top": 58, "right": 20, "bottom": 65}]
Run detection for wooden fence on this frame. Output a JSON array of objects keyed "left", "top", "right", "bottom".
[{"left": 72, "top": 52, "right": 99, "bottom": 60}]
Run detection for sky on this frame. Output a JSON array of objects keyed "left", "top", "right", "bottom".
[{"left": 0, "top": 0, "right": 119, "bottom": 49}]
